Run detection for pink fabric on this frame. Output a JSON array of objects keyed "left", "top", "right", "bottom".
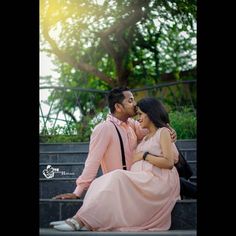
[
  {"left": 73, "top": 114, "right": 148, "bottom": 196},
  {"left": 75, "top": 127, "right": 180, "bottom": 231}
]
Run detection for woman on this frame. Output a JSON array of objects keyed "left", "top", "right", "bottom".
[{"left": 51, "top": 97, "right": 180, "bottom": 231}]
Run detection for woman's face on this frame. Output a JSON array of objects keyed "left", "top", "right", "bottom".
[{"left": 136, "top": 107, "right": 150, "bottom": 129}]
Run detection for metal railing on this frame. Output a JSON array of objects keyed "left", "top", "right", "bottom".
[{"left": 40, "top": 80, "right": 196, "bottom": 136}]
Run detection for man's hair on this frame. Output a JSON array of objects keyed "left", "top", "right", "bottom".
[
  {"left": 137, "top": 97, "right": 169, "bottom": 128},
  {"left": 108, "top": 87, "right": 130, "bottom": 113}
]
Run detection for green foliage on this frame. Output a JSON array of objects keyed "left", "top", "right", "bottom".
[
  {"left": 169, "top": 107, "right": 196, "bottom": 139},
  {"left": 40, "top": 107, "right": 196, "bottom": 143},
  {"left": 40, "top": 0, "right": 197, "bottom": 140},
  {"left": 40, "top": 135, "right": 83, "bottom": 143},
  {"left": 40, "top": 0, "right": 196, "bottom": 88},
  {"left": 40, "top": 106, "right": 110, "bottom": 143}
]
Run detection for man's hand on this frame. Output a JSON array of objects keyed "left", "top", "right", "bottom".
[
  {"left": 52, "top": 193, "right": 79, "bottom": 200},
  {"left": 167, "top": 123, "right": 177, "bottom": 143},
  {"left": 132, "top": 151, "right": 144, "bottom": 164}
]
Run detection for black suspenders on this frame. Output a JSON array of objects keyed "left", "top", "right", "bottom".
[{"left": 110, "top": 121, "right": 127, "bottom": 170}]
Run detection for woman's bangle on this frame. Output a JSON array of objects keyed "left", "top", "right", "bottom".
[{"left": 143, "top": 151, "right": 149, "bottom": 160}]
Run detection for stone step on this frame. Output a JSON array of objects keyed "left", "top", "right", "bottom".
[
  {"left": 179, "top": 149, "right": 196, "bottom": 161},
  {"left": 39, "top": 139, "right": 197, "bottom": 163},
  {"left": 39, "top": 160, "right": 197, "bottom": 179},
  {"left": 39, "top": 199, "right": 196, "bottom": 230},
  {"left": 40, "top": 150, "right": 196, "bottom": 164},
  {"left": 175, "top": 140, "right": 196, "bottom": 149},
  {"left": 40, "top": 149, "right": 196, "bottom": 163},
  {"left": 189, "top": 176, "right": 196, "bottom": 183},
  {"left": 40, "top": 140, "right": 196, "bottom": 152},
  {"left": 188, "top": 161, "right": 196, "bottom": 176},
  {"left": 40, "top": 143, "right": 89, "bottom": 152},
  {"left": 40, "top": 174, "right": 197, "bottom": 199},
  {"left": 40, "top": 228, "right": 196, "bottom": 236},
  {"left": 39, "top": 148, "right": 197, "bottom": 163},
  {"left": 40, "top": 152, "right": 88, "bottom": 163},
  {"left": 40, "top": 178, "right": 76, "bottom": 199}
]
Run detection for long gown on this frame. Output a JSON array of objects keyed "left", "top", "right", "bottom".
[{"left": 75, "top": 127, "right": 180, "bottom": 231}]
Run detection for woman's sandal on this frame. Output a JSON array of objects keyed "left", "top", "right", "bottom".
[{"left": 53, "top": 218, "right": 81, "bottom": 231}]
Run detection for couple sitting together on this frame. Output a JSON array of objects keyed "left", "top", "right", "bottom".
[{"left": 50, "top": 87, "right": 180, "bottom": 231}]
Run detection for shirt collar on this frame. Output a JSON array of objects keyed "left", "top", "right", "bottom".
[{"left": 106, "top": 113, "right": 129, "bottom": 126}]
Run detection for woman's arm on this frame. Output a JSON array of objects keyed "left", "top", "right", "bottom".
[{"left": 146, "top": 128, "right": 174, "bottom": 169}]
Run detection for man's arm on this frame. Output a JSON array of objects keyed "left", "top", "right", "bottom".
[
  {"left": 128, "top": 118, "right": 148, "bottom": 142},
  {"left": 53, "top": 123, "right": 111, "bottom": 199},
  {"left": 166, "top": 123, "right": 177, "bottom": 142}
]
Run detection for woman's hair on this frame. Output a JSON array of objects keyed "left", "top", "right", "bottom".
[
  {"left": 108, "top": 87, "right": 130, "bottom": 113},
  {"left": 137, "top": 97, "right": 170, "bottom": 128}
]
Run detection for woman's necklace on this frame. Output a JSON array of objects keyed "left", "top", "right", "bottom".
[{"left": 144, "top": 129, "right": 158, "bottom": 141}]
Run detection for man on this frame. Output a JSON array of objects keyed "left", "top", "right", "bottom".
[{"left": 53, "top": 87, "right": 176, "bottom": 200}]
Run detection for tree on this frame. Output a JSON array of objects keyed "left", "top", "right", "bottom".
[
  {"left": 40, "top": 0, "right": 197, "bottom": 136},
  {"left": 40, "top": 0, "right": 196, "bottom": 88}
]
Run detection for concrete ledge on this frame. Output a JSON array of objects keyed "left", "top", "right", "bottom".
[{"left": 40, "top": 228, "right": 196, "bottom": 236}]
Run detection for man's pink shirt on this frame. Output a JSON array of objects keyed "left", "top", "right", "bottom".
[{"left": 73, "top": 114, "right": 147, "bottom": 196}]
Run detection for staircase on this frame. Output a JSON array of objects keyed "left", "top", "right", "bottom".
[{"left": 39, "top": 140, "right": 197, "bottom": 236}]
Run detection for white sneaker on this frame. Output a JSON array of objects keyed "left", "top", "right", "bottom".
[
  {"left": 53, "top": 218, "right": 81, "bottom": 231},
  {"left": 49, "top": 220, "right": 65, "bottom": 226},
  {"left": 54, "top": 223, "right": 74, "bottom": 231}
]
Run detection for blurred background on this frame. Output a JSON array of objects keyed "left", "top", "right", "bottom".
[{"left": 39, "top": 0, "right": 197, "bottom": 142}]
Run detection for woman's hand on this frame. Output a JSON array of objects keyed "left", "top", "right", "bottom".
[{"left": 132, "top": 151, "right": 144, "bottom": 164}]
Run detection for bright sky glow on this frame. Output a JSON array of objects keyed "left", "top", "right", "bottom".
[
  {"left": 40, "top": 52, "right": 59, "bottom": 78},
  {"left": 40, "top": 52, "right": 82, "bottom": 132}
]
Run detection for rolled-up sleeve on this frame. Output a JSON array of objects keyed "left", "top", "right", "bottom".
[{"left": 73, "top": 123, "right": 111, "bottom": 196}]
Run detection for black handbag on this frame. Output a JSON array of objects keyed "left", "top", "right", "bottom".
[{"left": 174, "top": 147, "right": 193, "bottom": 180}]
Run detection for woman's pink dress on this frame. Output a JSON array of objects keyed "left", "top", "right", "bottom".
[{"left": 75, "top": 127, "right": 180, "bottom": 231}]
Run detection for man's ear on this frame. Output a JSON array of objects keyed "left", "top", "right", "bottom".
[{"left": 115, "top": 103, "right": 123, "bottom": 112}]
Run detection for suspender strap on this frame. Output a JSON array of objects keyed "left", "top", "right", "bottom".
[{"left": 110, "top": 121, "right": 127, "bottom": 170}]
